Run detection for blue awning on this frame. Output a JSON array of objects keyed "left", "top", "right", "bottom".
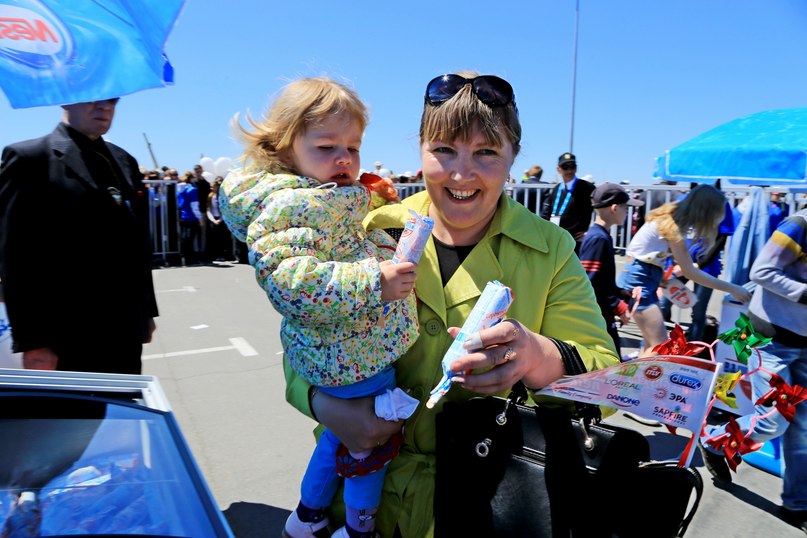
[{"left": 654, "top": 108, "right": 807, "bottom": 186}]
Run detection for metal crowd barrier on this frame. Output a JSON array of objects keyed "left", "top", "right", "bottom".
[
  {"left": 141, "top": 180, "right": 803, "bottom": 264},
  {"left": 393, "top": 182, "right": 804, "bottom": 254},
  {"left": 143, "top": 180, "right": 181, "bottom": 266}
]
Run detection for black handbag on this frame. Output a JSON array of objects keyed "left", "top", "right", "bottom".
[{"left": 435, "top": 392, "right": 703, "bottom": 537}]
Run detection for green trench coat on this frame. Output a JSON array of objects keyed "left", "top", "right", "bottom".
[{"left": 285, "top": 191, "right": 619, "bottom": 537}]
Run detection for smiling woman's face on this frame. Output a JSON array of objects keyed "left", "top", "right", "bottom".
[{"left": 421, "top": 126, "right": 515, "bottom": 246}]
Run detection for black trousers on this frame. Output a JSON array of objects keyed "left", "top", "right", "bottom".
[
  {"left": 180, "top": 220, "right": 200, "bottom": 264},
  {"left": 53, "top": 339, "right": 143, "bottom": 375}
]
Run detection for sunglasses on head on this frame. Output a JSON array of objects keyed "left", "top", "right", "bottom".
[{"left": 425, "top": 74, "right": 515, "bottom": 108}]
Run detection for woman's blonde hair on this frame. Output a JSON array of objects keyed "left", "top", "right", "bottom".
[
  {"left": 233, "top": 77, "right": 368, "bottom": 173},
  {"left": 419, "top": 71, "right": 521, "bottom": 155},
  {"left": 647, "top": 184, "right": 726, "bottom": 249}
]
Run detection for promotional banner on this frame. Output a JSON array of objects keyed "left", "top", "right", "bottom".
[
  {"left": 538, "top": 355, "right": 722, "bottom": 432},
  {"left": 0, "top": 0, "right": 185, "bottom": 108}
]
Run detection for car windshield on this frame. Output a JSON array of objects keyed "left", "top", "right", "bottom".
[{"left": 0, "top": 394, "right": 225, "bottom": 537}]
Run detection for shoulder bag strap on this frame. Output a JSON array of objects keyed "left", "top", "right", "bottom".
[{"left": 677, "top": 466, "right": 704, "bottom": 537}]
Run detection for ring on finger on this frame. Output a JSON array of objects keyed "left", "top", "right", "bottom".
[{"left": 503, "top": 346, "right": 515, "bottom": 363}]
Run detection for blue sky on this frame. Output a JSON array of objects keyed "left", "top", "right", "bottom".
[{"left": 2, "top": 0, "right": 806, "bottom": 183}]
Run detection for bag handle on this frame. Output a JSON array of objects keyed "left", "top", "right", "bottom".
[
  {"left": 636, "top": 462, "right": 704, "bottom": 537},
  {"left": 677, "top": 466, "right": 704, "bottom": 537},
  {"left": 509, "top": 380, "right": 602, "bottom": 450}
]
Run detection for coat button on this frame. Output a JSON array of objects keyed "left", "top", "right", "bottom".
[{"left": 425, "top": 319, "right": 442, "bottom": 335}]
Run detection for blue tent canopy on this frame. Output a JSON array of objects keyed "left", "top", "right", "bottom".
[{"left": 654, "top": 108, "right": 807, "bottom": 186}]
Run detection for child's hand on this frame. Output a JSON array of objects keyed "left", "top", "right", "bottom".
[
  {"left": 615, "top": 299, "right": 631, "bottom": 326},
  {"left": 380, "top": 260, "right": 416, "bottom": 301},
  {"left": 360, "top": 173, "right": 400, "bottom": 203}
]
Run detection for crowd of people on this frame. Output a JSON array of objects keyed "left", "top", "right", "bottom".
[
  {"left": 140, "top": 165, "right": 241, "bottom": 266},
  {"left": 0, "top": 72, "right": 805, "bottom": 537}
]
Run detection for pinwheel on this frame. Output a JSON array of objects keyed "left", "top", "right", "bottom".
[
  {"left": 755, "top": 373, "right": 807, "bottom": 422},
  {"left": 713, "top": 371, "right": 744, "bottom": 409},
  {"left": 705, "top": 417, "right": 763, "bottom": 472},
  {"left": 652, "top": 324, "right": 705, "bottom": 356},
  {"left": 717, "top": 314, "right": 771, "bottom": 365}
]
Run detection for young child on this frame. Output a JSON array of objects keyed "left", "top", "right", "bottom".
[
  {"left": 579, "top": 183, "right": 644, "bottom": 357},
  {"left": 618, "top": 184, "right": 752, "bottom": 357},
  {"left": 219, "top": 77, "right": 419, "bottom": 538}
]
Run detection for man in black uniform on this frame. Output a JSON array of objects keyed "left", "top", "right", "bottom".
[
  {"left": 540, "top": 152, "right": 595, "bottom": 253},
  {"left": 0, "top": 98, "right": 158, "bottom": 374}
]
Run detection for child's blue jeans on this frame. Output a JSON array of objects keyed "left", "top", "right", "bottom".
[{"left": 301, "top": 366, "right": 396, "bottom": 510}]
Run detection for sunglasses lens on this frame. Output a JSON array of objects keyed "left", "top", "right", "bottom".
[
  {"left": 426, "top": 74, "right": 515, "bottom": 108},
  {"left": 426, "top": 75, "right": 468, "bottom": 104},
  {"left": 473, "top": 76, "right": 514, "bottom": 107}
]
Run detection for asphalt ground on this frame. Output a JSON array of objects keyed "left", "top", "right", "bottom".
[{"left": 142, "top": 262, "right": 803, "bottom": 538}]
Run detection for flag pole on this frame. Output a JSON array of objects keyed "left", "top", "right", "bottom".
[
  {"left": 143, "top": 132, "right": 159, "bottom": 170},
  {"left": 569, "top": 0, "right": 580, "bottom": 153}
]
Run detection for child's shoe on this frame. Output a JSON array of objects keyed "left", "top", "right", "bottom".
[{"left": 282, "top": 509, "right": 331, "bottom": 538}]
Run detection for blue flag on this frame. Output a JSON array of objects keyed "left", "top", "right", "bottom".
[{"left": 0, "top": 0, "right": 184, "bottom": 108}]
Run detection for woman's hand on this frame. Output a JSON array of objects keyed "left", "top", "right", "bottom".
[
  {"left": 311, "top": 390, "right": 403, "bottom": 454},
  {"left": 447, "top": 319, "right": 566, "bottom": 393},
  {"left": 729, "top": 283, "right": 752, "bottom": 303}
]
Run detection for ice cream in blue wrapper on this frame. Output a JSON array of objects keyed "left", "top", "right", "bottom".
[
  {"left": 383, "top": 210, "right": 435, "bottom": 315},
  {"left": 426, "top": 280, "right": 514, "bottom": 409}
]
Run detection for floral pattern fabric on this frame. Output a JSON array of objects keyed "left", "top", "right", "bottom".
[{"left": 220, "top": 170, "right": 418, "bottom": 387}]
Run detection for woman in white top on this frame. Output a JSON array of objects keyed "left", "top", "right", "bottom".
[{"left": 618, "top": 184, "right": 751, "bottom": 356}]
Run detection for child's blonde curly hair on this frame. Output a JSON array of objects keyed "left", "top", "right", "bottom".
[{"left": 234, "top": 77, "right": 368, "bottom": 174}]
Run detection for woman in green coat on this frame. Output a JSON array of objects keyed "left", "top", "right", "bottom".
[{"left": 284, "top": 71, "right": 620, "bottom": 537}]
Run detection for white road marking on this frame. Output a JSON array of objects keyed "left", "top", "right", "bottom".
[
  {"left": 159, "top": 286, "right": 197, "bottom": 293},
  {"left": 143, "top": 337, "right": 259, "bottom": 360},
  {"left": 229, "top": 337, "right": 258, "bottom": 357},
  {"left": 190, "top": 324, "right": 209, "bottom": 330}
]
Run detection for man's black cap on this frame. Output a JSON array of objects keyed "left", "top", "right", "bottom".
[
  {"left": 558, "top": 153, "right": 576, "bottom": 166},
  {"left": 591, "top": 183, "right": 644, "bottom": 208}
]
